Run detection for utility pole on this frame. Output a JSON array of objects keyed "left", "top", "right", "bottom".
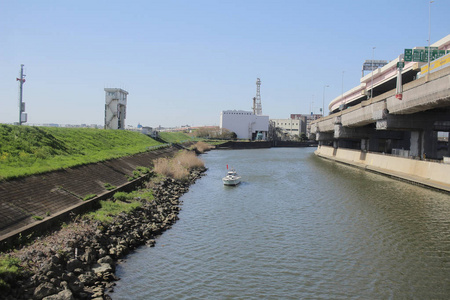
[
  {"left": 371, "top": 47, "right": 376, "bottom": 99},
  {"left": 427, "top": 0, "right": 434, "bottom": 80},
  {"left": 16, "top": 64, "right": 26, "bottom": 125},
  {"left": 322, "top": 85, "right": 329, "bottom": 116},
  {"left": 341, "top": 71, "right": 345, "bottom": 110}
]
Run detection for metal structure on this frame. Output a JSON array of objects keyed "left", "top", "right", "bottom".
[
  {"left": 361, "top": 60, "right": 388, "bottom": 77},
  {"left": 104, "top": 88, "right": 128, "bottom": 130},
  {"left": 16, "top": 64, "right": 27, "bottom": 125},
  {"left": 254, "top": 78, "right": 262, "bottom": 115}
]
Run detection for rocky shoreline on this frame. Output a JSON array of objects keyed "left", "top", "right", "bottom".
[{"left": 2, "top": 168, "right": 206, "bottom": 300}]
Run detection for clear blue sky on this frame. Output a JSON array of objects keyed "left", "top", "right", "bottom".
[{"left": 1, "top": 0, "right": 449, "bottom": 127}]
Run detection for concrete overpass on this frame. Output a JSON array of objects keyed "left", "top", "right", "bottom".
[
  {"left": 311, "top": 35, "right": 450, "bottom": 191},
  {"left": 328, "top": 35, "right": 450, "bottom": 114},
  {"left": 311, "top": 35, "right": 450, "bottom": 160},
  {"left": 311, "top": 65, "right": 450, "bottom": 160}
]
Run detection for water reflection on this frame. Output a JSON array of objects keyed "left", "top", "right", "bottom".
[{"left": 113, "top": 148, "right": 450, "bottom": 299}]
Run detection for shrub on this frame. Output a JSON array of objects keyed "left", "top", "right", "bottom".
[
  {"left": 136, "top": 166, "right": 151, "bottom": 174},
  {"left": 192, "top": 141, "right": 213, "bottom": 153},
  {"left": 153, "top": 151, "right": 204, "bottom": 180},
  {"left": 175, "top": 150, "right": 205, "bottom": 169},
  {"left": 171, "top": 163, "right": 189, "bottom": 180},
  {"left": 153, "top": 158, "right": 172, "bottom": 177},
  {"left": 0, "top": 256, "right": 22, "bottom": 291},
  {"left": 113, "top": 191, "right": 129, "bottom": 201}
]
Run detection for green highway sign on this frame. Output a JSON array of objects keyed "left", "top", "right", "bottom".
[
  {"left": 397, "top": 62, "right": 405, "bottom": 68},
  {"left": 404, "top": 48, "right": 449, "bottom": 62},
  {"left": 404, "top": 49, "right": 413, "bottom": 61}
]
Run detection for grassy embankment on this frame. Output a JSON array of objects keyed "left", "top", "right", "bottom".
[
  {"left": 0, "top": 125, "right": 164, "bottom": 181},
  {"left": 86, "top": 149, "right": 206, "bottom": 220},
  {"left": 158, "top": 131, "right": 197, "bottom": 144},
  {"left": 0, "top": 143, "right": 206, "bottom": 290},
  {"left": 158, "top": 132, "right": 217, "bottom": 151}
]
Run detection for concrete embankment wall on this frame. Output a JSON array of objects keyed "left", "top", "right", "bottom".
[
  {"left": 215, "top": 141, "right": 317, "bottom": 149},
  {"left": 0, "top": 146, "right": 179, "bottom": 247},
  {"left": 216, "top": 141, "right": 272, "bottom": 149},
  {"left": 315, "top": 145, "right": 450, "bottom": 193}
]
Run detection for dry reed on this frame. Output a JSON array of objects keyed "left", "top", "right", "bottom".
[
  {"left": 175, "top": 150, "right": 205, "bottom": 169},
  {"left": 193, "top": 141, "right": 213, "bottom": 153},
  {"left": 153, "top": 151, "right": 204, "bottom": 180},
  {"left": 153, "top": 157, "right": 172, "bottom": 177}
]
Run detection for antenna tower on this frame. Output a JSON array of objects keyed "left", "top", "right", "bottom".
[
  {"left": 255, "top": 78, "right": 262, "bottom": 115},
  {"left": 16, "top": 64, "right": 26, "bottom": 125}
]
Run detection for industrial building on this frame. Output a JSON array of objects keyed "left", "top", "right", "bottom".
[
  {"left": 104, "top": 88, "right": 128, "bottom": 130},
  {"left": 220, "top": 78, "right": 269, "bottom": 140},
  {"left": 270, "top": 117, "right": 306, "bottom": 138},
  {"left": 220, "top": 110, "right": 269, "bottom": 140}
]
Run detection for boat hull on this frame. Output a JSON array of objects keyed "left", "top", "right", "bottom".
[{"left": 223, "top": 178, "right": 241, "bottom": 186}]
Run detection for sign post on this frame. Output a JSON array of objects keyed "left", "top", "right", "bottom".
[{"left": 395, "top": 61, "right": 404, "bottom": 100}]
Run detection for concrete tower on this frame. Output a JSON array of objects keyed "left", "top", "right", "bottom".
[{"left": 104, "top": 88, "right": 128, "bottom": 130}]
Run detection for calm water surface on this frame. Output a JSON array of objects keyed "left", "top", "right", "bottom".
[{"left": 112, "top": 148, "right": 450, "bottom": 299}]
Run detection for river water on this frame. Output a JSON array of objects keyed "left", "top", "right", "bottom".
[{"left": 112, "top": 147, "right": 450, "bottom": 299}]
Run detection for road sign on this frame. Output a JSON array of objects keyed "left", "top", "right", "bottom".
[
  {"left": 404, "top": 49, "right": 413, "bottom": 61},
  {"left": 404, "top": 49, "right": 448, "bottom": 62},
  {"left": 397, "top": 62, "right": 405, "bottom": 68}
]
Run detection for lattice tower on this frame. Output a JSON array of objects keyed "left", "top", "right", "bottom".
[{"left": 255, "top": 78, "right": 262, "bottom": 115}]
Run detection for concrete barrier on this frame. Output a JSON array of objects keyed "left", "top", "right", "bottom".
[{"left": 315, "top": 145, "right": 450, "bottom": 193}]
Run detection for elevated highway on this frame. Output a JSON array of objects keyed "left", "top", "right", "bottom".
[
  {"left": 311, "top": 35, "right": 450, "bottom": 191},
  {"left": 327, "top": 35, "right": 450, "bottom": 113},
  {"left": 312, "top": 65, "right": 450, "bottom": 159}
]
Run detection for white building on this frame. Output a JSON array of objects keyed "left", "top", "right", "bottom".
[
  {"left": 271, "top": 118, "right": 306, "bottom": 137},
  {"left": 104, "top": 88, "right": 128, "bottom": 130},
  {"left": 220, "top": 110, "right": 269, "bottom": 140}
]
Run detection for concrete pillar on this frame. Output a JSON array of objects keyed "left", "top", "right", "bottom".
[
  {"left": 368, "top": 136, "right": 379, "bottom": 152},
  {"left": 361, "top": 139, "right": 369, "bottom": 151},
  {"left": 447, "top": 139, "right": 450, "bottom": 157},
  {"left": 423, "top": 130, "right": 438, "bottom": 159},
  {"left": 410, "top": 131, "right": 422, "bottom": 158},
  {"left": 361, "top": 139, "right": 366, "bottom": 151}
]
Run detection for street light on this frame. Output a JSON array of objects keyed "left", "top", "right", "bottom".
[
  {"left": 427, "top": 1, "right": 434, "bottom": 76},
  {"left": 340, "top": 71, "right": 344, "bottom": 110},
  {"left": 322, "top": 85, "right": 329, "bottom": 116},
  {"left": 371, "top": 46, "right": 376, "bottom": 99}
]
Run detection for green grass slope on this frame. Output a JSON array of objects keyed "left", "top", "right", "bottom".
[
  {"left": 0, "top": 125, "right": 163, "bottom": 180},
  {"left": 158, "top": 132, "right": 196, "bottom": 143}
]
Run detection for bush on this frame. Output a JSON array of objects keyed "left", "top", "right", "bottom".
[
  {"left": 153, "top": 158, "right": 172, "bottom": 177},
  {"left": 0, "top": 256, "right": 22, "bottom": 292},
  {"left": 113, "top": 191, "right": 129, "bottom": 201},
  {"left": 175, "top": 150, "right": 204, "bottom": 169},
  {"left": 192, "top": 141, "right": 213, "bottom": 153},
  {"left": 153, "top": 151, "right": 204, "bottom": 180}
]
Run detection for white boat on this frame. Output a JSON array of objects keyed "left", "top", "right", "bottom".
[{"left": 222, "top": 169, "right": 241, "bottom": 186}]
